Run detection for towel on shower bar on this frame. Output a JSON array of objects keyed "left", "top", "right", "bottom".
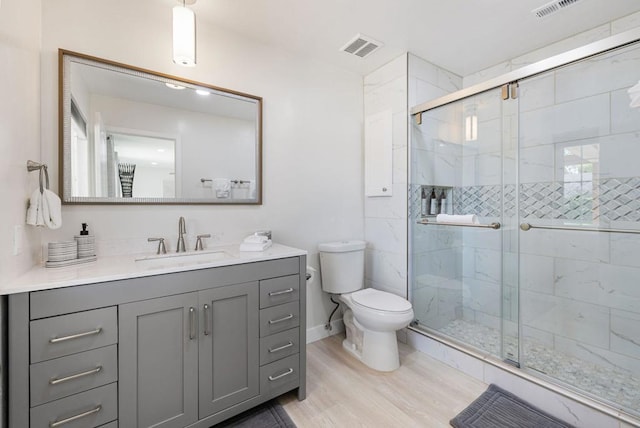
[
  {"left": 629, "top": 80, "right": 640, "bottom": 108},
  {"left": 436, "top": 214, "right": 479, "bottom": 225},
  {"left": 213, "top": 178, "right": 230, "bottom": 198},
  {"left": 26, "top": 188, "right": 62, "bottom": 229}
]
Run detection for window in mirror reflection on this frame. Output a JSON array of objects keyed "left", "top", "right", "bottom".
[{"left": 70, "top": 98, "right": 90, "bottom": 196}]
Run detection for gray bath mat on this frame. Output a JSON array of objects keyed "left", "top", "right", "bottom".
[
  {"left": 451, "top": 384, "right": 574, "bottom": 428},
  {"left": 212, "top": 400, "right": 296, "bottom": 428}
]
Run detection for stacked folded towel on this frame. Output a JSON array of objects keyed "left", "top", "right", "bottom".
[
  {"left": 213, "top": 178, "right": 231, "bottom": 198},
  {"left": 629, "top": 80, "right": 640, "bottom": 108},
  {"left": 26, "top": 188, "right": 62, "bottom": 229},
  {"left": 239, "top": 234, "right": 272, "bottom": 252},
  {"left": 436, "top": 214, "right": 479, "bottom": 225}
]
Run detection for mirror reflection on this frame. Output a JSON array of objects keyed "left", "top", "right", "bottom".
[{"left": 61, "top": 50, "right": 262, "bottom": 204}]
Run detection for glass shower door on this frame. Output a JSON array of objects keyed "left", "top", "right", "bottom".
[
  {"left": 517, "top": 41, "right": 640, "bottom": 415},
  {"left": 410, "top": 86, "right": 518, "bottom": 362}
]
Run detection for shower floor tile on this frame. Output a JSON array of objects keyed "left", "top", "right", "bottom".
[{"left": 437, "top": 319, "right": 640, "bottom": 415}]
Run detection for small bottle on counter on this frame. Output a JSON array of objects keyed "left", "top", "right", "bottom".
[
  {"left": 429, "top": 188, "right": 438, "bottom": 215},
  {"left": 439, "top": 189, "right": 447, "bottom": 214},
  {"left": 74, "top": 223, "right": 96, "bottom": 259},
  {"left": 420, "top": 187, "right": 428, "bottom": 217}
]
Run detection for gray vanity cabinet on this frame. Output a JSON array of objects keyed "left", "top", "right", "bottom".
[
  {"left": 8, "top": 255, "right": 306, "bottom": 428},
  {"left": 119, "top": 292, "right": 199, "bottom": 428},
  {"left": 198, "top": 282, "right": 259, "bottom": 418}
]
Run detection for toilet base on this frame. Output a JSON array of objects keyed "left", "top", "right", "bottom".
[
  {"left": 342, "top": 309, "right": 401, "bottom": 372},
  {"left": 360, "top": 329, "right": 400, "bottom": 372}
]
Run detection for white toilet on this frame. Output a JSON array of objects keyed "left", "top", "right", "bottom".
[{"left": 318, "top": 240, "right": 414, "bottom": 372}]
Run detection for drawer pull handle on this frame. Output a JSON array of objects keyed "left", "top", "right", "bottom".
[
  {"left": 49, "top": 405, "right": 102, "bottom": 427},
  {"left": 268, "top": 368, "right": 294, "bottom": 381},
  {"left": 49, "top": 328, "right": 102, "bottom": 344},
  {"left": 268, "top": 341, "right": 293, "bottom": 353},
  {"left": 269, "top": 314, "right": 293, "bottom": 325},
  {"left": 203, "top": 304, "right": 211, "bottom": 336},
  {"left": 49, "top": 366, "right": 103, "bottom": 385},
  {"left": 269, "top": 288, "right": 294, "bottom": 297}
]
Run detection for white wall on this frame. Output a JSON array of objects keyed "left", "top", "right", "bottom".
[
  {"left": 39, "top": 0, "right": 364, "bottom": 336},
  {"left": 0, "top": 0, "right": 42, "bottom": 283}
]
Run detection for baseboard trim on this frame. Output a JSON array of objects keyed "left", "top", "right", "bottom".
[{"left": 307, "top": 319, "right": 344, "bottom": 344}]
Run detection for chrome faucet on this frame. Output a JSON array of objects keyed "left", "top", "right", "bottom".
[{"left": 177, "top": 216, "right": 187, "bottom": 252}]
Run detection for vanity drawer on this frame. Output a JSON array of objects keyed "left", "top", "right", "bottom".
[
  {"left": 30, "top": 382, "right": 117, "bottom": 428},
  {"left": 259, "top": 275, "right": 299, "bottom": 308},
  {"left": 30, "top": 307, "right": 117, "bottom": 363},
  {"left": 259, "top": 301, "right": 299, "bottom": 337},
  {"left": 97, "top": 422, "right": 117, "bottom": 428},
  {"left": 259, "top": 328, "right": 300, "bottom": 366},
  {"left": 260, "top": 354, "right": 299, "bottom": 395},
  {"left": 30, "top": 345, "right": 118, "bottom": 407}
]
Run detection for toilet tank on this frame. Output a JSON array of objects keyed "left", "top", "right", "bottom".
[{"left": 318, "top": 240, "right": 366, "bottom": 294}]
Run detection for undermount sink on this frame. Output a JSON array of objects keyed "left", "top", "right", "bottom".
[{"left": 135, "top": 250, "right": 233, "bottom": 268}]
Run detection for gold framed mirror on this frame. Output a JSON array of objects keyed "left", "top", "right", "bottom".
[{"left": 59, "top": 49, "right": 262, "bottom": 204}]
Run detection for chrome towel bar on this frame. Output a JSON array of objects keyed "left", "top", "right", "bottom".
[
  {"left": 417, "top": 219, "right": 501, "bottom": 230},
  {"left": 520, "top": 222, "right": 640, "bottom": 234}
]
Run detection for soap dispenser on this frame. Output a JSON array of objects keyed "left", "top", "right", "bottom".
[{"left": 74, "top": 223, "right": 96, "bottom": 259}]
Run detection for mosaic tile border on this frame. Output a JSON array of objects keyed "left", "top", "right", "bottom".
[{"left": 412, "top": 178, "right": 640, "bottom": 221}]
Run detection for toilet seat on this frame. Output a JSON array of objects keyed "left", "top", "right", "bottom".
[{"left": 351, "top": 288, "right": 412, "bottom": 313}]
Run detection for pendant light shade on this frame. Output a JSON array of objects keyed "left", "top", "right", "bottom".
[{"left": 173, "top": 3, "right": 196, "bottom": 67}]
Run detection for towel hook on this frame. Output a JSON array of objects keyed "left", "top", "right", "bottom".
[{"left": 27, "top": 160, "right": 50, "bottom": 193}]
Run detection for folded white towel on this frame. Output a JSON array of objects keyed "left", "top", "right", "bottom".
[
  {"left": 436, "top": 214, "right": 479, "bottom": 225},
  {"left": 629, "top": 81, "right": 640, "bottom": 108},
  {"left": 239, "top": 239, "right": 272, "bottom": 252},
  {"left": 26, "top": 189, "right": 62, "bottom": 229},
  {"left": 213, "top": 178, "right": 230, "bottom": 198},
  {"left": 243, "top": 234, "right": 268, "bottom": 244},
  {"left": 26, "top": 189, "right": 43, "bottom": 226}
]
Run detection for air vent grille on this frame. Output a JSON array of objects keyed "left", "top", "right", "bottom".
[
  {"left": 533, "top": 0, "right": 582, "bottom": 18},
  {"left": 340, "top": 34, "right": 383, "bottom": 58}
]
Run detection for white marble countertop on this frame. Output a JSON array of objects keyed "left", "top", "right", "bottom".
[{"left": 1, "top": 243, "right": 307, "bottom": 295}]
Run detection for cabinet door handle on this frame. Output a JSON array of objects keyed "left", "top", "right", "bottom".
[
  {"left": 268, "top": 341, "right": 293, "bottom": 353},
  {"left": 49, "top": 328, "right": 102, "bottom": 344},
  {"left": 268, "top": 368, "right": 294, "bottom": 381},
  {"left": 49, "top": 405, "right": 102, "bottom": 427},
  {"left": 189, "top": 307, "right": 196, "bottom": 340},
  {"left": 49, "top": 366, "right": 102, "bottom": 385},
  {"left": 268, "top": 288, "right": 294, "bottom": 297},
  {"left": 268, "top": 314, "right": 293, "bottom": 325},
  {"left": 203, "top": 304, "right": 211, "bottom": 336}
]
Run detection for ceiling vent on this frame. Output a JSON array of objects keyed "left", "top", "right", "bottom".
[
  {"left": 533, "top": 0, "right": 583, "bottom": 18},
  {"left": 340, "top": 34, "right": 383, "bottom": 58}
]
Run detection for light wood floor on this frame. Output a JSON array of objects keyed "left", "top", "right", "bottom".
[{"left": 279, "top": 334, "right": 488, "bottom": 427}]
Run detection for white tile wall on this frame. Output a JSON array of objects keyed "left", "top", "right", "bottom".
[
  {"left": 522, "top": 290, "right": 611, "bottom": 349},
  {"left": 367, "top": 53, "right": 462, "bottom": 300},
  {"left": 519, "top": 93, "right": 611, "bottom": 148}
]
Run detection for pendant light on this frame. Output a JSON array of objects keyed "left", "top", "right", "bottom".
[{"left": 173, "top": 0, "right": 196, "bottom": 67}]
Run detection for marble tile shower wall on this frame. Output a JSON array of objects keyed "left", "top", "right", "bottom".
[
  {"left": 366, "top": 54, "right": 462, "bottom": 299},
  {"left": 414, "top": 38, "right": 640, "bottom": 374},
  {"left": 517, "top": 41, "right": 640, "bottom": 375}
]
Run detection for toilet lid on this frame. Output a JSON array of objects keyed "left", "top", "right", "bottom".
[{"left": 352, "top": 289, "right": 412, "bottom": 312}]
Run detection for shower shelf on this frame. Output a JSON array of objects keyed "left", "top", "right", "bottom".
[{"left": 417, "top": 219, "right": 501, "bottom": 230}]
